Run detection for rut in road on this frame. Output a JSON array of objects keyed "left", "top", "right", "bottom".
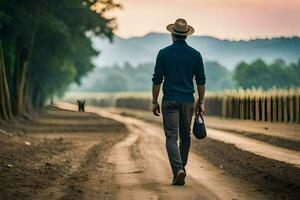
[
  {"left": 29, "top": 108, "right": 126, "bottom": 200},
  {"left": 109, "top": 124, "right": 219, "bottom": 200}
]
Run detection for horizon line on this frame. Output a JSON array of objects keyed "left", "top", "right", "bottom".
[{"left": 114, "top": 31, "right": 300, "bottom": 41}]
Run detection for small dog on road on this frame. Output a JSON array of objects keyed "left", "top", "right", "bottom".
[{"left": 77, "top": 100, "right": 85, "bottom": 112}]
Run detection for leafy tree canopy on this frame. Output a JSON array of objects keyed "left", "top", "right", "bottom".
[
  {"left": 0, "top": 0, "right": 120, "bottom": 113},
  {"left": 234, "top": 58, "right": 300, "bottom": 89}
]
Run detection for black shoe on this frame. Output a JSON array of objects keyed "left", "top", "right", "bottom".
[{"left": 172, "top": 169, "right": 186, "bottom": 185}]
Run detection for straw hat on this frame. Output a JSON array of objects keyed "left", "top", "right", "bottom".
[{"left": 166, "top": 18, "right": 195, "bottom": 36}]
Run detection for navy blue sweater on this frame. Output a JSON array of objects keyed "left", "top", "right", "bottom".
[{"left": 152, "top": 40, "right": 206, "bottom": 103}]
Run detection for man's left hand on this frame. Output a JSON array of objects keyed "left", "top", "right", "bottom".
[{"left": 195, "top": 100, "right": 205, "bottom": 116}]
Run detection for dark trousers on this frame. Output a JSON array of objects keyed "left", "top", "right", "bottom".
[{"left": 162, "top": 100, "right": 194, "bottom": 176}]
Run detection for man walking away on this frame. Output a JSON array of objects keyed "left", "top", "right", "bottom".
[{"left": 151, "top": 18, "right": 206, "bottom": 185}]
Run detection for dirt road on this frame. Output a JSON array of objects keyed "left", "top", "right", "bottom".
[
  {"left": 59, "top": 102, "right": 281, "bottom": 200},
  {"left": 1, "top": 103, "right": 299, "bottom": 200}
]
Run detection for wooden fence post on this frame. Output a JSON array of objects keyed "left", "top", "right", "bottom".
[
  {"left": 250, "top": 97, "right": 255, "bottom": 120},
  {"left": 237, "top": 97, "right": 241, "bottom": 119},
  {"left": 255, "top": 97, "right": 259, "bottom": 121},
  {"left": 240, "top": 98, "right": 243, "bottom": 119},
  {"left": 258, "top": 98, "right": 262, "bottom": 121},
  {"left": 283, "top": 96, "right": 288, "bottom": 123},
  {"left": 298, "top": 96, "right": 300, "bottom": 123},
  {"left": 296, "top": 95, "right": 300, "bottom": 123},
  {"left": 261, "top": 97, "right": 265, "bottom": 121},
  {"left": 249, "top": 97, "right": 253, "bottom": 120},
  {"left": 226, "top": 97, "right": 230, "bottom": 118},
  {"left": 272, "top": 96, "right": 278, "bottom": 122},
  {"left": 267, "top": 96, "right": 272, "bottom": 122},
  {"left": 222, "top": 97, "right": 227, "bottom": 118},
  {"left": 231, "top": 97, "right": 234, "bottom": 119},
  {"left": 231, "top": 97, "right": 235, "bottom": 118},
  {"left": 244, "top": 97, "right": 247, "bottom": 120},
  {"left": 288, "top": 96, "right": 294, "bottom": 123},
  {"left": 277, "top": 97, "right": 282, "bottom": 122}
]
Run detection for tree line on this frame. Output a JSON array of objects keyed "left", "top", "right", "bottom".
[
  {"left": 72, "top": 58, "right": 300, "bottom": 93},
  {"left": 234, "top": 58, "right": 300, "bottom": 89},
  {"left": 0, "top": 0, "right": 120, "bottom": 120},
  {"left": 70, "top": 61, "right": 234, "bottom": 92}
]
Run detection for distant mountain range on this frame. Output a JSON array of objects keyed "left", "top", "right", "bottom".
[{"left": 91, "top": 32, "right": 300, "bottom": 70}]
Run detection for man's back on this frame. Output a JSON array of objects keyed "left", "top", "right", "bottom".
[
  {"left": 151, "top": 18, "right": 206, "bottom": 185},
  {"left": 152, "top": 40, "right": 205, "bottom": 103}
]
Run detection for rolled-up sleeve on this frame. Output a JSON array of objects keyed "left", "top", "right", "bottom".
[
  {"left": 194, "top": 53, "right": 206, "bottom": 85},
  {"left": 152, "top": 50, "right": 164, "bottom": 84}
]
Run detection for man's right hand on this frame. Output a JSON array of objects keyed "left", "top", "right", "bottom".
[{"left": 152, "top": 102, "right": 160, "bottom": 116}]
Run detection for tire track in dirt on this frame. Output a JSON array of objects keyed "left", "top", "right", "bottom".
[
  {"left": 193, "top": 138, "right": 300, "bottom": 200},
  {"left": 28, "top": 107, "right": 127, "bottom": 200},
  {"left": 60, "top": 140, "right": 118, "bottom": 200},
  {"left": 208, "top": 129, "right": 300, "bottom": 168},
  {"left": 140, "top": 124, "right": 267, "bottom": 200},
  {"left": 108, "top": 125, "right": 159, "bottom": 200},
  {"left": 108, "top": 123, "right": 218, "bottom": 200},
  {"left": 34, "top": 132, "right": 125, "bottom": 200},
  {"left": 34, "top": 140, "right": 99, "bottom": 200}
]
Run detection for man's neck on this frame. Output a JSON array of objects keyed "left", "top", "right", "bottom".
[{"left": 173, "top": 39, "right": 187, "bottom": 44}]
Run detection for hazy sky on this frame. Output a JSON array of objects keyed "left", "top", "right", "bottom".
[{"left": 107, "top": 0, "right": 300, "bottom": 39}]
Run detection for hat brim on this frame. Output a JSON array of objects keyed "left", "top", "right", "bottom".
[{"left": 166, "top": 24, "right": 195, "bottom": 36}]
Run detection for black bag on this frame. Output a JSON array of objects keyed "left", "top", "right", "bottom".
[{"left": 192, "top": 114, "right": 207, "bottom": 139}]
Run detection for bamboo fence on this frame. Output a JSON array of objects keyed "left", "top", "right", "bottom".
[
  {"left": 205, "top": 88, "right": 300, "bottom": 123},
  {"left": 115, "top": 88, "right": 300, "bottom": 124}
]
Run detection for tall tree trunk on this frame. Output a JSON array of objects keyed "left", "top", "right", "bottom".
[
  {"left": 0, "top": 39, "right": 12, "bottom": 120},
  {"left": 0, "top": 52, "right": 7, "bottom": 120},
  {"left": 12, "top": 49, "right": 28, "bottom": 115},
  {"left": 12, "top": 19, "right": 39, "bottom": 115},
  {"left": 2, "top": 39, "right": 15, "bottom": 95},
  {"left": 24, "top": 79, "right": 33, "bottom": 113}
]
